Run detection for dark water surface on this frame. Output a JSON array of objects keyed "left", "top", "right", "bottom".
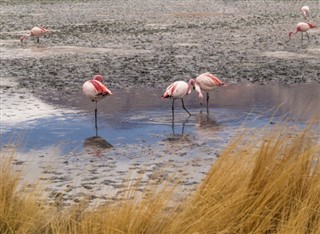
[{"left": 1, "top": 83, "right": 319, "bottom": 154}]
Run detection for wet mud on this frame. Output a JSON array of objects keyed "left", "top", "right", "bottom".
[{"left": 1, "top": 0, "right": 320, "bottom": 98}]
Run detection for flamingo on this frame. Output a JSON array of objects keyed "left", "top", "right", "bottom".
[
  {"left": 162, "top": 79, "right": 195, "bottom": 120},
  {"left": 288, "top": 22, "right": 316, "bottom": 42},
  {"left": 20, "top": 26, "right": 48, "bottom": 44},
  {"left": 193, "top": 72, "right": 225, "bottom": 114},
  {"left": 301, "top": 6, "right": 310, "bottom": 20},
  {"left": 83, "top": 75, "right": 112, "bottom": 136}
]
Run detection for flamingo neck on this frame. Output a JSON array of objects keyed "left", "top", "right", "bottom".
[
  {"left": 288, "top": 31, "right": 295, "bottom": 39},
  {"left": 186, "top": 79, "right": 195, "bottom": 94},
  {"left": 194, "top": 82, "right": 203, "bottom": 101}
]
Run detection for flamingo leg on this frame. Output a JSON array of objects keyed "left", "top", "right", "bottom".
[
  {"left": 206, "top": 92, "right": 210, "bottom": 114},
  {"left": 306, "top": 32, "right": 310, "bottom": 41},
  {"left": 37, "top": 37, "right": 40, "bottom": 43},
  {"left": 171, "top": 99, "right": 175, "bottom": 134},
  {"left": 172, "top": 99, "right": 175, "bottom": 120},
  {"left": 181, "top": 98, "right": 191, "bottom": 116},
  {"left": 95, "top": 101, "right": 98, "bottom": 136}
]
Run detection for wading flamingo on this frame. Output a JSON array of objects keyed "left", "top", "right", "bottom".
[
  {"left": 194, "top": 72, "right": 225, "bottom": 114},
  {"left": 162, "top": 79, "right": 195, "bottom": 120},
  {"left": 83, "top": 75, "right": 112, "bottom": 136},
  {"left": 301, "top": 6, "right": 310, "bottom": 20},
  {"left": 288, "top": 22, "right": 316, "bottom": 42},
  {"left": 20, "top": 26, "right": 48, "bottom": 44}
]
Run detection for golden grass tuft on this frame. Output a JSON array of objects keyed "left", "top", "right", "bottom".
[
  {"left": 1, "top": 125, "right": 320, "bottom": 233},
  {"left": 168, "top": 125, "right": 320, "bottom": 233}
]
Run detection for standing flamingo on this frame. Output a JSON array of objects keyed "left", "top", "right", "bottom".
[
  {"left": 193, "top": 72, "right": 225, "bottom": 114},
  {"left": 20, "top": 26, "right": 48, "bottom": 44},
  {"left": 301, "top": 6, "right": 310, "bottom": 20},
  {"left": 83, "top": 75, "right": 112, "bottom": 136},
  {"left": 162, "top": 79, "right": 195, "bottom": 120},
  {"left": 288, "top": 22, "right": 316, "bottom": 42}
]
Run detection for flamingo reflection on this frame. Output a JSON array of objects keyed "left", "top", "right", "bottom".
[{"left": 195, "top": 110, "right": 219, "bottom": 129}]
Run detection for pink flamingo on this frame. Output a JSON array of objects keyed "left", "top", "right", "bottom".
[
  {"left": 288, "top": 22, "right": 316, "bottom": 42},
  {"left": 20, "top": 26, "right": 48, "bottom": 44},
  {"left": 300, "top": 6, "right": 310, "bottom": 20},
  {"left": 194, "top": 72, "right": 225, "bottom": 114},
  {"left": 83, "top": 75, "right": 112, "bottom": 135},
  {"left": 162, "top": 79, "right": 195, "bottom": 119}
]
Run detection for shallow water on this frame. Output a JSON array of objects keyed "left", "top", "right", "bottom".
[{"left": 1, "top": 83, "right": 319, "bottom": 154}]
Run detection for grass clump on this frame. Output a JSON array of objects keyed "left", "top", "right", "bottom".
[
  {"left": 1, "top": 125, "right": 320, "bottom": 233},
  {"left": 169, "top": 126, "right": 320, "bottom": 233}
]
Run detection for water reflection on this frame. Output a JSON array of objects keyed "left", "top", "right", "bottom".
[
  {"left": 195, "top": 110, "right": 219, "bottom": 129},
  {"left": 83, "top": 136, "right": 113, "bottom": 157},
  {"left": 194, "top": 111, "right": 224, "bottom": 142},
  {"left": 171, "top": 115, "right": 190, "bottom": 135}
]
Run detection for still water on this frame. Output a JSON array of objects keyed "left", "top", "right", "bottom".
[{"left": 1, "top": 82, "right": 319, "bottom": 154}]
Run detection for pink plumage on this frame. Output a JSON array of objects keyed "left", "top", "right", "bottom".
[
  {"left": 83, "top": 75, "right": 112, "bottom": 135},
  {"left": 288, "top": 22, "right": 316, "bottom": 41},
  {"left": 83, "top": 75, "right": 112, "bottom": 102},
  {"left": 194, "top": 72, "right": 225, "bottom": 113},
  {"left": 162, "top": 79, "right": 195, "bottom": 117},
  {"left": 20, "top": 26, "right": 48, "bottom": 44},
  {"left": 300, "top": 6, "right": 310, "bottom": 20}
]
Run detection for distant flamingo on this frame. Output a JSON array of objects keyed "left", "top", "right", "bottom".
[
  {"left": 83, "top": 75, "right": 112, "bottom": 135},
  {"left": 301, "top": 6, "right": 310, "bottom": 20},
  {"left": 288, "top": 22, "right": 316, "bottom": 42},
  {"left": 194, "top": 72, "right": 225, "bottom": 114},
  {"left": 162, "top": 79, "right": 195, "bottom": 119},
  {"left": 20, "top": 26, "right": 48, "bottom": 44}
]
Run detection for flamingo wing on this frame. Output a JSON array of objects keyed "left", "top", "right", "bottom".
[
  {"left": 31, "top": 27, "right": 48, "bottom": 37},
  {"left": 163, "top": 81, "right": 189, "bottom": 99},
  {"left": 162, "top": 83, "right": 176, "bottom": 99},
  {"left": 196, "top": 73, "right": 224, "bottom": 91},
  {"left": 83, "top": 80, "right": 112, "bottom": 101}
]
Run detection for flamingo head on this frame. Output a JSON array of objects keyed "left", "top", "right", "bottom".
[
  {"left": 288, "top": 32, "right": 293, "bottom": 40},
  {"left": 92, "top": 74, "right": 104, "bottom": 82},
  {"left": 20, "top": 35, "right": 28, "bottom": 44},
  {"left": 308, "top": 23, "right": 316, "bottom": 29},
  {"left": 193, "top": 82, "right": 204, "bottom": 104},
  {"left": 188, "top": 78, "right": 195, "bottom": 87}
]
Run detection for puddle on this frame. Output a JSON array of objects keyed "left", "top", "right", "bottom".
[{"left": 1, "top": 83, "right": 319, "bottom": 154}]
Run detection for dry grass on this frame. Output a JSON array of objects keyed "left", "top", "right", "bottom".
[{"left": 1, "top": 125, "right": 320, "bottom": 233}]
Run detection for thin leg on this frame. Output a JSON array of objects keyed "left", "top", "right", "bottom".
[
  {"left": 181, "top": 99, "right": 191, "bottom": 116},
  {"left": 206, "top": 92, "right": 210, "bottom": 114},
  {"left": 171, "top": 99, "right": 175, "bottom": 134},
  {"left": 301, "top": 32, "right": 303, "bottom": 43},
  {"left": 172, "top": 99, "right": 175, "bottom": 120},
  {"left": 95, "top": 101, "right": 98, "bottom": 136},
  {"left": 306, "top": 32, "right": 310, "bottom": 41},
  {"left": 172, "top": 118, "right": 175, "bottom": 135},
  {"left": 37, "top": 37, "right": 40, "bottom": 43}
]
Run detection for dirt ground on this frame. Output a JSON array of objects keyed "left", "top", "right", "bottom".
[{"left": 1, "top": 0, "right": 320, "bottom": 102}]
